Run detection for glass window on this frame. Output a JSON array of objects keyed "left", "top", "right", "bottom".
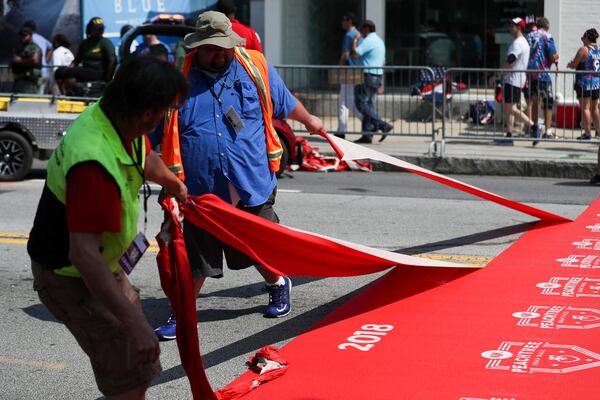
[
  {"left": 281, "top": 0, "right": 365, "bottom": 65},
  {"left": 385, "top": 0, "right": 544, "bottom": 68}
]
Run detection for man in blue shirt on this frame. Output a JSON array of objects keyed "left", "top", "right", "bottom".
[
  {"left": 351, "top": 20, "right": 392, "bottom": 143},
  {"left": 526, "top": 17, "right": 559, "bottom": 140},
  {"left": 151, "top": 11, "right": 322, "bottom": 340},
  {"left": 336, "top": 12, "right": 362, "bottom": 138}
]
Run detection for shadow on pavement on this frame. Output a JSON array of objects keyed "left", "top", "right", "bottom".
[
  {"left": 26, "top": 168, "right": 47, "bottom": 180},
  {"left": 200, "top": 277, "right": 322, "bottom": 299},
  {"left": 554, "top": 180, "right": 595, "bottom": 187},
  {"left": 22, "top": 303, "right": 57, "bottom": 323},
  {"left": 396, "top": 221, "right": 536, "bottom": 255}
]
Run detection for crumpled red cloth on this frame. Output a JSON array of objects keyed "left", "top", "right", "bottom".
[
  {"left": 215, "top": 346, "right": 289, "bottom": 400},
  {"left": 296, "top": 137, "right": 372, "bottom": 172}
]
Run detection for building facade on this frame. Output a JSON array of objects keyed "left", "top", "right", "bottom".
[{"left": 253, "top": 0, "right": 600, "bottom": 74}]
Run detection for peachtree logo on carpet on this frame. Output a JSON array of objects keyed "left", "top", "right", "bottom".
[
  {"left": 572, "top": 239, "right": 600, "bottom": 250},
  {"left": 536, "top": 277, "right": 600, "bottom": 297},
  {"left": 481, "top": 342, "right": 600, "bottom": 373},
  {"left": 556, "top": 255, "right": 600, "bottom": 268},
  {"left": 513, "top": 306, "right": 600, "bottom": 329}
]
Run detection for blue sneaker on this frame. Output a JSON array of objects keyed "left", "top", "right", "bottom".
[
  {"left": 264, "top": 277, "right": 292, "bottom": 318},
  {"left": 154, "top": 312, "right": 176, "bottom": 341}
]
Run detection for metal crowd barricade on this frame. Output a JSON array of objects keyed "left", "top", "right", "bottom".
[
  {"left": 274, "top": 65, "right": 438, "bottom": 143},
  {"left": 442, "top": 67, "right": 600, "bottom": 147}
]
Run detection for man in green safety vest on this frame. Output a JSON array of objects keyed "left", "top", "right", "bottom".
[{"left": 27, "top": 56, "right": 189, "bottom": 399}]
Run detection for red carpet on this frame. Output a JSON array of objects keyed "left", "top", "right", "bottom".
[{"left": 226, "top": 198, "right": 600, "bottom": 399}]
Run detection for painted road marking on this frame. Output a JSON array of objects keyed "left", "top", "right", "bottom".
[
  {"left": 0, "top": 232, "right": 492, "bottom": 266},
  {"left": 0, "top": 356, "right": 65, "bottom": 370},
  {"left": 278, "top": 189, "right": 303, "bottom": 193}
]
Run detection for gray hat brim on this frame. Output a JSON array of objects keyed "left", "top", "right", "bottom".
[{"left": 184, "top": 30, "right": 243, "bottom": 50}]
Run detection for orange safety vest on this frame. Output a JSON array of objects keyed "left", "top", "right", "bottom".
[{"left": 161, "top": 47, "right": 283, "bottom": 180}]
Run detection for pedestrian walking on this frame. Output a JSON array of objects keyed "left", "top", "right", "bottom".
[
  {"left": 567, "top": 28, "right": 600, "bottom": 140},
  {"left": 150, "top": 11, "right": 323, "bottom": 340},
  {"left": 351, "top": 19, "right": 393, "bottom": 144},
  {"left": 216, "top": 0, "right": 263, "bottom": 52},
  {"left": 489, "top": 18, "right": 535, "bottom": 140},
  {"left": 336, "top": 12, "right": 362, "bottom": 139},
  {"left": 27, "top": 56, "right": 189, "bottom": 399},
  {"left": 11, "top": 26, "right": 42, "bottom": 94},
  {"left": 525, "top": 17, "right": 559, "bottom": 143}
]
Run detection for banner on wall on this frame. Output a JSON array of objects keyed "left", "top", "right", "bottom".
[
  {"left": 81, "top": 0, "right": 216, "bottom": 45},
  {"left": 0, "top": 0, "right": 81, "bottom": 62}
]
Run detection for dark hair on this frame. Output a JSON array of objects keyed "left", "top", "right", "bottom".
[
  {"left": 120, "top": 24, "right": 133, "bottom": 37},
  {"left": 52, "top": 33, "right": 71, "bottom": 49},
  {"left": 536, "top": 17, "right": 549, "bottom": 30},
  {"left": 102, "top": 57, "right": 189, "bottom": 118},
  {"left": 359, "top": 20, "right": 376, "bottom": 33},
  {"left": 342, "top": 12, "right": 358, "bottom": 26},
  {"left": 584, "top": 28, "right": 599, "bottom": 43},
  {"left": 23, "top": 19, "right": 37, "bottom": 31},
  {"left": 147, "top": 44, "right": 169, "bottom": 59},
  {"left": 215, "top": 0, "right": 236, "bottom": 15}
]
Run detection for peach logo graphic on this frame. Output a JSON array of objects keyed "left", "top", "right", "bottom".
[
  {"left": 482, "top": 341, "right": 600, "bottom": 374},
  {"left": 537, "top": 277, "right": 600, "bottom": 297},
  {"left": 513, "top": 306, "right": 600, "bottom": 329}
]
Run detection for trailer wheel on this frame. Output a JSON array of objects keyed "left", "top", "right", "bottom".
[{"left": 0, "top": 130, "right": 33, "bottom": 182}]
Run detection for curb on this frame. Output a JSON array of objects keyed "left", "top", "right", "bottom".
[{"left": 366, "top": 155, "right": 596, "bottom": 179}]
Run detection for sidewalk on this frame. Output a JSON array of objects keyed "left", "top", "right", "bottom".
[{"left": 304, "top": 133, "right": 599, "bottom": 179}]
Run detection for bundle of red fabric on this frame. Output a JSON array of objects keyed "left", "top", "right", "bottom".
[
  {"left": 215, "top": 346, "right": 289, "bottom": 400},
  {"left": 296, "top": 137, "right": 372, "bottom": 172},
  {"left": 155, "top": 197, "right": 217, "bottom": 400}
]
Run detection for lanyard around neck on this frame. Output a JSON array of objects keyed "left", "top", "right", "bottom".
[
  {"left": 200, "top": 61, "right": 238, "bottom": 108},
  {"left": 102, "top": 104, "right": 150, "bottom": 233}
]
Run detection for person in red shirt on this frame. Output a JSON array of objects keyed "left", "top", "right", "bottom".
[{"left": 216, "top": 0, "right": 263, "bottom": 52}]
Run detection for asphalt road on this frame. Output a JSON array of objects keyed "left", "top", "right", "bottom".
[{"left": 0, "top": 171, "right": 597, "bottom": 399}]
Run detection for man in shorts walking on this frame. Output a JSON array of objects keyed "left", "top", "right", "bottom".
[{"left": 490, "top": 18, "right": 535, "bottom": 140}]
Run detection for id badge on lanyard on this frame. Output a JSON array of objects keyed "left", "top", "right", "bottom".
[{"left": 119, "top": 232, "right": 150, "bottom": 275}]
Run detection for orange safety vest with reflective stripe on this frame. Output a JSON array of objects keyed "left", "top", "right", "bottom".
[{"left": 161, "top": 47, "right": 283, "bottom": 180}]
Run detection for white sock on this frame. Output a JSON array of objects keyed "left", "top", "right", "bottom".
[{"left": 267, "top": 276, "right": 285, "bottom": 286}]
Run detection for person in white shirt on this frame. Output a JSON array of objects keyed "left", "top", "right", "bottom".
[
  {"left": 49, "top": 34, "right": 74, "bottom": 95},
  {"left": 490, "top": 18, "right": 535, "bottom": 139}
]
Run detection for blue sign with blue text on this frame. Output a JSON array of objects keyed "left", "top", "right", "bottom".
[{"left": 81, "top": 0, "right": 216, "bottom": 40}]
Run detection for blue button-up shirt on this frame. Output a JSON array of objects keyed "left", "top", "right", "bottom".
[
  {"left": 354, "top": 32, "right": 386, "bottom": 75},
  {"left": 150, "top": 58, "right": 297, "bottom": 207}
]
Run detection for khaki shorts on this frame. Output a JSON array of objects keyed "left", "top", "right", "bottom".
[{"left": 31, "top": 260, "right": 161, "bottom": 396}]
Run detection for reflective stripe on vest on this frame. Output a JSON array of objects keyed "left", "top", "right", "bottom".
[
  {"left": 161, "top": 48, "right": 283, "bottom": 176},
  {"left": 234, "top": 47, "right": 283, "bottom": 170}
]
